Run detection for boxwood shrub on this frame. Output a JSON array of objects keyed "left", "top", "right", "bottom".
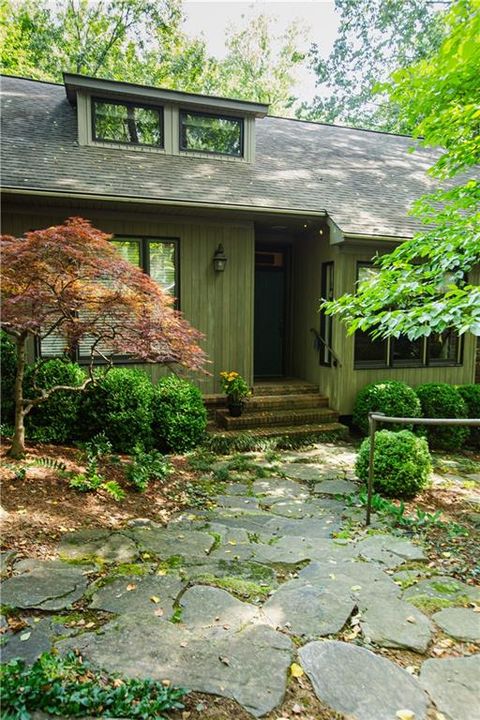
[
  {"left": 352, "top": 380, "right": 422, "bottom": 435},
  {"left": 415, "top": 383, "right": 469, "bottom": 451},
  {"left": 152, "top": 375, "right": 206, "bottom": 453},
  {"left": 0, "top": 330, "right": 17, "bottom": 424},
  {"left": 24, "top": 359, "right": 86, "bottom": 443},
  {"left": 79, "top": 368, "right": 155, "bottom": 452},
  {"left": 356, "top": 429, "right": 431, "bottom": 499},
  {"left": 457, "top": 384, "right": 480, "bottom": 448}
]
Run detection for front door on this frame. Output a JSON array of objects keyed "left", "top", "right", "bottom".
[{"left": 254, "top": 249, "right": 286, "bottom": 377}]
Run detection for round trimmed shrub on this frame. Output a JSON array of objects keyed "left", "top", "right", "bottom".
[
  {"left": 415, "top": 383, "right": 469, "bottom": 451},
  {"left": 79, "top": 368, "right": 155, "bottom": 452},
  {"left": 356, "top": 429, "right": 431, "bottom": 499},
  {"left": 352, "top": 380, "right": 422, "bottom": 435},
  {"left": 24, "top": 359, "right": 86, "bottom": 443},
  {"left": 457, "top": 384, "right": 480, "bottom": 448},
  {"left": 152, "top": 375, "right": 206, "bottom": 453},
  {"left": 1, "top": 331, "right": 17, "bottom": 424}
]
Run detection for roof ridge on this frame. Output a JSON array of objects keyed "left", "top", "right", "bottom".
[{"left": 1, "top": 73, "right": 63, "bottom": 87}]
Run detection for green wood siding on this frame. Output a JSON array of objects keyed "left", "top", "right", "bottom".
[{"left": 2, "top": 201, "right": 254, "bottom": 394}]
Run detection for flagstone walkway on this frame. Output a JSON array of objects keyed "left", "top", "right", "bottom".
[{"left": 2, "top": 443, "right": 479, "bottom": 720}]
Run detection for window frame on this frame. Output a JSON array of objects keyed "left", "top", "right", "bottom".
[
  {"left": 38, "top": 235, "right": 180, "bottom": 363},
  {"left": 319, "top": 261, "right": 335, "bottom": 367},
  {"left": 179, "top": 109, "right": 244, "bottom": 157},
  {"left": 91, "top": 96, "right": 165, "bottom": 148},
  {"left": 353, "top": 261, "right": 463, "bottom": 370}
]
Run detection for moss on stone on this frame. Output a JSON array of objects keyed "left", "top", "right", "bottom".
[{"left": 407, "top": 594, "right": 471, "bottom": 614}]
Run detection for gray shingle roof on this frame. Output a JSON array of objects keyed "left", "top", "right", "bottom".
[{"left": 1, "top": 75, "right": 442, "bottom": 238}]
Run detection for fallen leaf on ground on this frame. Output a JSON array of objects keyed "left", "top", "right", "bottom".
[{"left": 290, "top": 662, "right": 304, "bottom": 678}]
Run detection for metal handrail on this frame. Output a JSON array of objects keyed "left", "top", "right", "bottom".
[
  {"left": 310, "top": 327, "right": 342, "bottom": 367},
  {"left": 366, "top": 412, "right": 480, "bottom": 525}
]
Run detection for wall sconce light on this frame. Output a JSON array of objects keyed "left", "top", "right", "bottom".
[{"left": 213, "top": 243, "right": 227, "bottom": 272}]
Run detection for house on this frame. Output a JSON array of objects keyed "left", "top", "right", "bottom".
[{"left": 1, "top": 73, "right": 477, "bottom": 436}]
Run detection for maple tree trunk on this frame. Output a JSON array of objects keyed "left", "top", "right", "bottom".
[{"left": 10, "top": 334, "right": 27, "bottom": 459}]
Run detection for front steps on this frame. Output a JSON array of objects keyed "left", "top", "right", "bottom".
[{"left": 205, "top": 380, "right": 348, "bottom": 446}]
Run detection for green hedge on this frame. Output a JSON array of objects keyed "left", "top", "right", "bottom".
[
  {"left": 79, "top": 368, "right": 155, "bottom": 452},
  {"left": 1, "top": 331, "right": 17, "bottom": 424},
  {"left": 356, "top": 429, "right": 431, "bottom": 499},
  {"left": 415, "top": 383, "right": 469, "bottom": 451},
  {"left": 352, "top": 380, "right": 422, "bottom": 435},
  {"left": 24, "top": 360, "right": 86, "bottom": 443},
  {"left": 457, "top": 384, "right": 480, "bottom": 448},
  {"left": 152, "top": 375, "right": 206, "bottom": 453}
]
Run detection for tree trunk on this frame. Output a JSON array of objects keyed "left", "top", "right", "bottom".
[{"left": 9, "top": 334, "right": 27, "bottom": 459}]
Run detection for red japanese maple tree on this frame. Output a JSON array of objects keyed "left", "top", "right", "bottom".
[{"left": 1, "top": 217, "right": 207, "bottom": 457}]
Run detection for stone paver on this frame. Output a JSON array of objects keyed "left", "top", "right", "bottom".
[
  {"left": 432, "top": 607, "right": 480, "bottom": 642},
  {"left": 1, "top": 560, "right": 93, "bottom": 610},
  {"left": 215, "top": 495, "right": 260, "bottom": 511},
  {"left": 263, "top": 578, "right": 355, "bottom": 637},
  {"left": 360, "top": 597, "right": 433, "bottom": 652},
  {"left": 313, "top": 479, "right": 358, "bottom": 496},
  {"left": 1, "top": 617, "right": 74, "bottom": 665},
  {"left": 420, "top": 655, "right": 480, "bottom": 720},
  {"left": 355, "top": 534, "right": 426, "bottom": 568},
  {"left": 126, "top": 526, "right": 216, "bottom": 561},
  {"left": 252, "top": 477, "right": 309, "bottom": 499},
  {"left": 180, "top": 585, "right": 259, "bottom": 628},
  {"left": 403, "top": 575, "right": 480, "bottom": 604},
  {"left": 58, "top": 612, "right": 293, "bottom": 718},
  {"left": 280, "top": 463, "right": 333, "bottom": 483},
  {"left": 58, "top": 529, "right": 138, "bottom": 563},
  {"left": 89, "top": 574, "right": 186, "bottom": 617},
  {"left": 299, "top": 640, "right": 428, "bottom": 720}
]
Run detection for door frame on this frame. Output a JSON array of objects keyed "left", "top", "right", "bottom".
[{"left": 254, "top": 243, "right": 292, "bottom": 379}]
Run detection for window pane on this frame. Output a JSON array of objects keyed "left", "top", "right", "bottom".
[
  {"left": 429, "top": 331, "right": 459, "bottom": 364},
  {"left": 149, "top": 241, "right": 176, "bottom": 295},
  {"left": 41, "top": 329, "right": 69, "bottom": 358},
  {"left": 391, "top": 336, "right": 423, "bottom": 366},
  {"left": 93, "top": 100, "right": 163, "bottom": 146},
  {"left": 111, "top": 239, "right": 141, "bottom": 267},
  {"left": 180, "top": 111, "right": 242, "bottom": 155},
  {"left": 354, "top": 330, "right": 388, "bottom": 366}
]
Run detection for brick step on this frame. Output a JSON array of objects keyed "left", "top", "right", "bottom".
[
  {"left": 216, "top": 406, "right": 339, "bottom": 430},
  {"left": 246, "top": 393, "right": 329, "bottom": 411},
  {"left": 253, "top": 382, "right": 319, "bottom": 396},
  {"left": 208, "top": 421, "right": 348, "bottom": 443}
]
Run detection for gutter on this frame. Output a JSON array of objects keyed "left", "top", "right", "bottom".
[{"left": 1, "top": 187, "right": 328, "bottom": 219}]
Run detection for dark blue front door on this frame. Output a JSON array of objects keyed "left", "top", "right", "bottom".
[{"left": 254, "top": 263, "right": 285, "bottom": 377}]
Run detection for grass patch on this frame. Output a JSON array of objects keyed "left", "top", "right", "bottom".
[
  {"left": 109, "top": 562, "right": 153, "bottom": 578},
  {"left": 194, "top": 574, "right": 272, "bottom": 602},
  {"left": 406, "top": 594, "right": 471, "bottom": 614}
]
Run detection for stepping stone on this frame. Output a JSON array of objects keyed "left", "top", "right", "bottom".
[
  {"left": 214, "top": 495, "right": 259, "bottom": 511},
  {"left": 1, "top": 617, "right": 73, "bottom": 665},
  {"left": 224, "top": 482, "right": 251, "bottom": 495},
  {"left": 252, "top": 478, "right": 309, "bottom": 499},
  {"left": 58, "top": 612, "right": 293, "bottom": 717},
  {"left": 208, "top": 543, "right": 256, "bottom": 562},
  {"left": 126, "top": 527, "right": 215, "bottom": 561},
  {"left": 299, "top": 640, "right": 428, "bottom": 720},
  {"left": 58, "top": 529, "right": 138, "bottom": 563},
  {"left": 420, "top": 655, "right": 480, "bottom": 720},
  {"left": 252, "top": 536, "right": 357, "bottom": 566},
  {"left": 208, "top": 523, "right": 251, "bottom": 544},
  {"left": 1, "top": 560, "right": 92, "bottom": 611},
  {"left": 313, "top": 479, "right": 358, "bottom": 496},
  {"left": 280, "top": 463, "right": 331, "bottom": 483},
  {"left": 360, "top": 597, "right": 433, "bottom": 653},
  {"left": 355, "top": 534, "right": 426, "bottom": 568},
  {"left": 299, "top": 560, "right": 401, "bottom": 604},
  {"left": 264, "top": 515, "right": 342, "bottom": 539},
  {"left": 184, "top": 559, "right": 277, "bottom": 588},
  {"left": 403, "top": 576, "right": 480, "bottom": 605},
  {"left": 90, "top": 574, "right": 185, "bottom": 617},
  {"left": 432, "top": 607, "right": 480, "bottom": 642},
  {"left": 180, "top": 585, "right": 258, "bottom": 629},
  {"left": 263, "top": 578, "right": 355, "bottom": 637}
]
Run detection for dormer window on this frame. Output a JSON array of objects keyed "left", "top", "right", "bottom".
[
  {"left": 179, "top": 110, "right": 243, "bottom": 157},
  {"left": 92, "top": 98, "right": 164, "bottom": 147}
]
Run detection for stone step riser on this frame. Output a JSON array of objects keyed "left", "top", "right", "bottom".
[
  {"left": 209, "top": 421, "right": 348, "bottom": 441},
  {"left": 216, "top": 408, "right": 339, "bottom": 430},
  {"left": 242, "top": 394, "right": 329, "bottom": 411},
  {"left": 253, "top": 384, "right": 318, "bottom": 396}
]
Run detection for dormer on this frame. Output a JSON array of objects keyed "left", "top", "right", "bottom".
[{"left": 64, "top": 73, "right": 269, "bottom": 163}]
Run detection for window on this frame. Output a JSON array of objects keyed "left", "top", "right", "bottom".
[
  {"left": 92, "top": 98, "right": 163, "bottom": 147},
  {"left": 40, "top": 237, "right": 178, "bottom": 359},
  {"left": 319, "top": 262, "right": 335, "bottom": 366},
  {"left": 353, "top": 262, "right": 462, "bottom": 369},
  {"left": 179, "top": 110, "right": 243, "bottom": 156}
]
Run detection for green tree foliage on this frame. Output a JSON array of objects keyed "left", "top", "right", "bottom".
[
  {"left": 0, "top": 1, "right": 308, "bottom": 115},
  {"left": 323, "top": 0, "right": 480, "bottom": 340},
  {"left": 302, "top": 0, "right": 447, "bottom": 131}
]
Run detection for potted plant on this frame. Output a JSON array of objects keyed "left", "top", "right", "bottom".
[{"left": 220, "top": 371, "right": 251, "bottom": 416}]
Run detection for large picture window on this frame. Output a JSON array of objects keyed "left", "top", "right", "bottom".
[
  {"left": 179, "top": 110, "right": 243, "bottom": 156},
  {"left": 40, "top": 237, "right": 178, "bottom": 359},
  {"left": 353, "top": 262, "right": 462, "bottom": 369},
  {"left": 92, "top": 98, "right": 164, "bottom": 147}
]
